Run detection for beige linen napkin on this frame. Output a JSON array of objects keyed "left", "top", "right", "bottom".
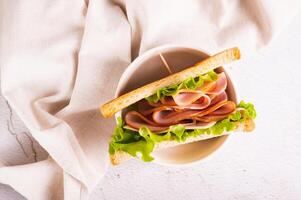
[{"left": 0, "top": 0, "right": 300, "bottom": 199}]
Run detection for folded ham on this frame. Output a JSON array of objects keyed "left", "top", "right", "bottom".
[{"left": 125, "top": 72, "right": 236, "bottom": 132}]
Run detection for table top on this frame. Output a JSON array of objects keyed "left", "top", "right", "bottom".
[{"left": 1, "top": 14, "right": 301, "bottom": 200}]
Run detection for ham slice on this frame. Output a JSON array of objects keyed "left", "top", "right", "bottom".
[
  {"left": 160, "top": 96, "right": 177, "bottom": 106},
  {"left": 176, "top": 95, "right": 210, "bottom": 110},
  {"left": 171, "top": 89, "right": 211, "bottom": 109},
  {"left": 152, "top": 109, "right": 201, "bottom": 125},
  {"left": 210, "top": 91, "right": 227, "bottom": 106},
  {"left": 138, "top": 99, "right": 169, "bottom": 116},
  {"left": 209, "top": 101, "right": 235, "bottom": 115},
  {"left": 163, "top": 94, "right": 211, "bottom": 110},
  {"left": 124, "top": 72, "right": 236, "bottom": 133},
  {"left": 125, "top": 111, "right": 169, "bottom": 132},
  {"left": 138, "top": 99, "right": 156, "bottom": 115},
  {"left": 140, "top": 94, "right": 211, "bottom": 116},
  {"left": 198, "top": 81, "right": 216, "bottom": 93},
  {"left": 152, "top": 100, "right": 236, "bottom": 125},
  {"left": 201, "top": 72, "right": 227, "bottom": 95},
  {"left": 124, "top": 118, "right": 215, "bottom": 133},
  {"left": 172, "top": 89, "right": 204, "bottom": 106},
  {"left": 195, "top": 101, "right": 236, "bottom": 122},
  {"left": 125, "top": 111, "right": 215, "bottom": 133}
]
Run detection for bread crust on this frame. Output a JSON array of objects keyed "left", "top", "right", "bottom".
[
  {"left": 110, "top": 119, "right": 254, "bottom": 165},
  {"left": 100, "top": 47, "right": 240, "bottom": 118}
]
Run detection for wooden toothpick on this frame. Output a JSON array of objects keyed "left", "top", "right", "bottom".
[{"left": 159, "top": 53, "right": 172, "bottom": 74}]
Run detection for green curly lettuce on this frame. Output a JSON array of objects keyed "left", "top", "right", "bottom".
[
  {"left": 108, "top": 101, "right": 256, "bottom": 162},
  {"left": 145, "top": 70, "right": 218, "bottom": 103},
  {"left": 109, "top": 120, "right": 186, "bottom": 162},
  {"left": 237, "top": 100, "right": 257, "bottom": 119},
  {"left": 108, "top": 118, "right": 155, "bottom": 162},
  {"left": 109, "top": 101, "right": 256, "bottom": 162}
]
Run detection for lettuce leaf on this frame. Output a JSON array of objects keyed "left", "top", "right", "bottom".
[
  {"left": 109, "top": 119, "right": 155, "bottom": 161},
  {"left": 145, "top": 70, "right": 218, "bottom": 103},
  {"left": 109, "top": 101, "right": 257, "bottom": 162},
  {"left": 237, "top": 101, "right": 257, "bottom": 119}
]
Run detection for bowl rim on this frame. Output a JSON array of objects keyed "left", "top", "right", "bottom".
[{"left": 114, "top": 44, "right": 240, "bottom": 166}]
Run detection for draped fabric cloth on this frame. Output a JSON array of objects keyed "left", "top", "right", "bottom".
[{"left": 0, "top": 0, "right": 300, "bottom": 199}]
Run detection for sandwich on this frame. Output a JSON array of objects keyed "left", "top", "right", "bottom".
[{"left": 100, "top": 47, "right": 256, "bottom": 165}]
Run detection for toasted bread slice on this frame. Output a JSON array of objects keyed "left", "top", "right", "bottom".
[
  {"left": 100, "top": 47, "right": 240, "bottom": 118},
  {"left": 110, "top": 119, "right": 254, "bottom": 165}
]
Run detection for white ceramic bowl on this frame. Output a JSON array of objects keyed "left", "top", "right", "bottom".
[{"left": 115, "top": 45, "right": 238, "bottom": 165}]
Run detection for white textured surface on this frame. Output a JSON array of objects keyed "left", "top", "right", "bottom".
[{"left": 1, "top": 14, "right": 301, "bottom": 200}]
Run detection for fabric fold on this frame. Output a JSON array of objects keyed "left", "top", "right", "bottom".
[{"left": 0, "top": 0, "right": 300, "bottom": 199}]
